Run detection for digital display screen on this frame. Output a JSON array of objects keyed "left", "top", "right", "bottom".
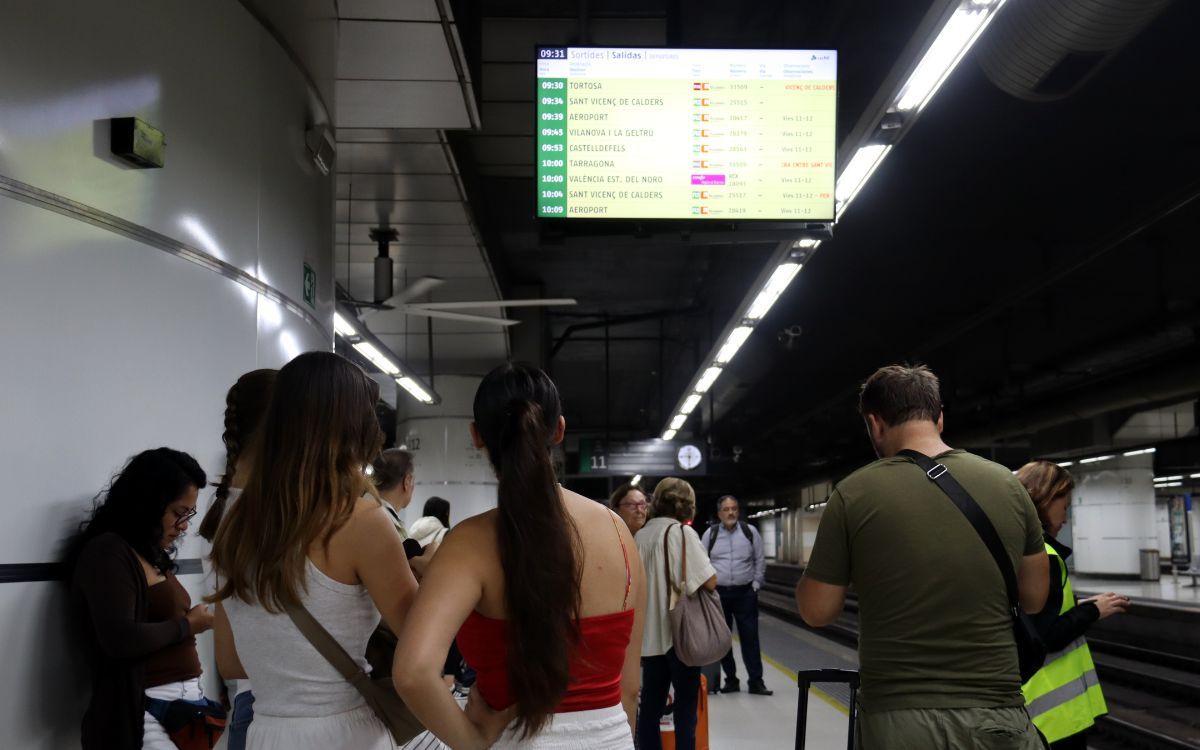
[{"left": 536, "top": 47, "right": 837, "bottom": 221}]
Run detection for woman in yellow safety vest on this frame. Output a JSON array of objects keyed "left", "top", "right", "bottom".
[{"left": 1015, "top": 461, "right": 1130, "bottom": 749}]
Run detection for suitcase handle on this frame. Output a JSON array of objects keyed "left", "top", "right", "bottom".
[{"left": 795, "top": 668, "right": 859, "bottom": 750}]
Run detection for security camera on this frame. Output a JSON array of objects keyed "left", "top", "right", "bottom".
[{"left": 778, "top": 325, "right": 803, "bottom": 351}]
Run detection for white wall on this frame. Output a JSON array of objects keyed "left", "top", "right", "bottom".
[
  {"left": 396, "top": 376, "right": 500, "bottom": 529},
  {"left": 1070, "top": 455, "right": 1158, "bottom": 576},
  {"left": 0, "top": 2, "right": 335, "bottom": 746}
]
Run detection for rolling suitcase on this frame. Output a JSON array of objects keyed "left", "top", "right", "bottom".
[{"left": 795, "top": 668, "right": 859, "bottom": 750}]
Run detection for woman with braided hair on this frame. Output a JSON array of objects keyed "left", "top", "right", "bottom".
[{"left": 199, "top": 369, "right": 276, "bottom": 750}]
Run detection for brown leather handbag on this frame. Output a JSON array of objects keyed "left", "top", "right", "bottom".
[
  {"left": 285, "top": 603, "right": 425, "bottom": 745},
  {"left": 663, "top": 523, "right": 732, "bottom": 667}
]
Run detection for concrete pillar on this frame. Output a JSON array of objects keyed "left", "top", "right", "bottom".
[
  {"left": 396, "top": 375, "right": 497, "bottom": 530},
  {"left": 1070, "top": 453, "right": 1157, "bottom": 576}
]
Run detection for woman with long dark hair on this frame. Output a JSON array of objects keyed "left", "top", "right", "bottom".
[
  {"left": 68, "top": 447, "right": 218, "bottom": 750},
  {"left": 208, "top": 352, "right": 418, "bottom": 750},
  {"left": 395, "top": 362, "right": 647, "bottom": 749},
  {"left": 198, "top": 368, "right": 276, "bottom": 750}
]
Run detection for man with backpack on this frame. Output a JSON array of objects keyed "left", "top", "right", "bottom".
[{"left": 702, "top": 495, "right": 772, "bottom": 696}]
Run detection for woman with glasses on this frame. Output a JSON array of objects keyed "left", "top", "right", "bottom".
[
  {"left": 609, "top": 482, "right": 649, "bottom": 535},
  {"left": 67, "top": 447, "right": 220, "bottom": 750}
]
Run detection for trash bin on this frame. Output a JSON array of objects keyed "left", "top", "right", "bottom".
[{"left": 1139, "top": 548, "right": 1161, "bottom": 581}]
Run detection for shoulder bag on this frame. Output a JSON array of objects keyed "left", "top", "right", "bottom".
[
  {"left": 897, "top": 450, "right": 1047, "bottom": 681},
  {"left": 285, "top": 602, "right": 425, "bottom": 745},
  {"left": 664, "top": 523, "right": 732, "bottom": 667}
]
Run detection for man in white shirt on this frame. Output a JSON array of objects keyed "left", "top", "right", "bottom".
[{"left": 701, "top": 495, "right": 771, "bottom": 695}]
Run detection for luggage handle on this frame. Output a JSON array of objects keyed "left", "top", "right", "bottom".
[{"left": 795, "top": 668, "right": 859, "bottom": 750}]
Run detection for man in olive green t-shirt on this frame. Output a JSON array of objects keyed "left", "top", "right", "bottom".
[{"left": 796, "top": 365, "right": 1050, "bottom": 749}]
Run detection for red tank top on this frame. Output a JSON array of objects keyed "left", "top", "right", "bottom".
[{"left": 456, "top": 511, "right": 634, "bottom": 713}]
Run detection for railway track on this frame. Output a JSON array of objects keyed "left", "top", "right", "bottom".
[{"left": 757, "top": 582, "right": 1200, "bottom": 750}]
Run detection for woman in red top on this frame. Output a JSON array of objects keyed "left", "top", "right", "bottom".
[{"left": 395, "top": 363, "right": 646, "bottom": 749}]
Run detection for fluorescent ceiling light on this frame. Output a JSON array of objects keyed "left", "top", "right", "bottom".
[
  {"left": 793, "top": 238, "right": 821, "bottom": 249},
  {"left": 1056, "top": 461, "right": 1074, "bottom": 467},
  {"left": 1123, "top": 447, "right": 1156, "bottom": 457},
  {"left": 1154, "top": 476, "right": 1183, "bottom": 482},
  {"left": 894, "top": 1, "right": 1007, "bottom": 113},
  {"left": 835, "top": 144, "right": 892, "bottom": 217},
  {"left": 1156, "top": 482, "right": 1182, "bottom": 488},
  {"left": 334, "top": 312, "right": 358, "bottom": 338},
  {"left": 746, "top": 263, "right": 802, "bottom": 320},
  {"left": 715, "top": 326, "right": 754, "bottom": 364},
  {"left": 1079, "top": 455, "right": 1113, "bottom": 464},
  {"left": 352, "top": 341, "right": 400, "bottom": 376},
  {"left": 695, "top": 366, "right": 723, "bottom": 394},
  {"left": 669, "top": 414, "right": 688, "bottom": 431},
  {"left": 661, "top": 429, "right": 677, "bottom": 441},
  {"left": 396, "top": 376, "right": 434, "bottom": 404},
  {"left": 1192, "top": 473, "right": 1200, "bottom": 479},
  {"left": 631, "top": 474, "right": 642, "bottom": 486},
  {"left": 680, "top": 394, "right": 703, "bottom": 415}
]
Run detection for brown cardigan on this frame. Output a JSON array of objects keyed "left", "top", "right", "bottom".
[{"left": 70, "top": 533, "right": 191, "bottom": 750}]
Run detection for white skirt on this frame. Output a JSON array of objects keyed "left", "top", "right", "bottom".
[
  {"left": 247, "top": 704, "right": 393, "bottom": 750},
  {"left": 491, "top": 705, "right": 633, "bottom": 750}
]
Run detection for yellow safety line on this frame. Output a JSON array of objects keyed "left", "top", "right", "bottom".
[{"left": 733, "top": 634, "right": 852, "bottom": 717}]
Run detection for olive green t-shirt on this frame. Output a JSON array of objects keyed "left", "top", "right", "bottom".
[{"left": 805, "top": 450, "right": 1043, "bottom": 712}]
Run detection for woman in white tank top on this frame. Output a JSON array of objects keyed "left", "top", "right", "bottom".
[{"left": 207, "top": 352, "right": 418, "bottom": 750}]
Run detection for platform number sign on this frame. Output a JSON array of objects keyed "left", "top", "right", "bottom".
[
  {"left": 303, "top": 262, "right": 316, "bottom": 308},
  {"left": 579, "top": 439, "right": 706, "bottom": 476}
]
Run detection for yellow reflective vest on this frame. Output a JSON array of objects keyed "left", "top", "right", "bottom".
[{"left": 1021, "top": 542, "right": 1107, "bottom": 743}]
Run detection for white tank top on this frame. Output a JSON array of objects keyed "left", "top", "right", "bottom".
[{"left": 222, "top": 560, "right": 381, "bottom": 717}]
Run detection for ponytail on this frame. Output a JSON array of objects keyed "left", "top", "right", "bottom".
[{"left": 473, "top": 364, "right": 577, "bottom": 738}]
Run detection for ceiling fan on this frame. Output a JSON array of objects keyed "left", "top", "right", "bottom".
[{"left": 339, "top": 227, "right": 576, "bottom": 327}]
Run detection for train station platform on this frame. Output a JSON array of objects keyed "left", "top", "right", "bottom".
[{"left": 1074, "top": 573, "right": 1200, "bottom": 609}]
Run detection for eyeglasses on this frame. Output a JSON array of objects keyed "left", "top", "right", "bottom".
[
  {"left": 619, "top": 501, "right": 648, "bottom": 510},
  {"left": 172, "top": 507, "right": 198, "bottom": 529}
]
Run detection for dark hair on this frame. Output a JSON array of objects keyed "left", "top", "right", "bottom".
[
  {"left": 651, "top": 477, "right": 696, "bottom": 522},
  {"left": 608, "top": 482, "right": 647, "bottom": 510},
  {"left": 67, "top": 448, "right": 206, "bottom": 577},
  {"left": 858, "top": 363, "right": 942, "bottom": 426},
  {"left": 200, "top": 369, "right": 277, "bottom": 541},
  {"left": 422, "top": 496, "right": 450, "bottom": 528},
  {"left": 372, "top": 448, "right": 413, "bottom": 492},
  {"left": 1015, "top": 461, "right": 1075, "bottom": 530},
  {"left": 717, "top": 494, "right": 739, "bottom": 510},
  {"left": 473, "top": 362, "right": 577, "bottom": 737},
  {"left": 210, "top": 352, "right": 383, "bottom": 612}
]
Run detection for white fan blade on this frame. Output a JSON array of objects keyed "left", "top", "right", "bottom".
[
  {"left": 399, "top": 307, "right": 519, "bottom": 326},
  {"left": 405, "top": 298, "right": 577, "bottom": 310},
  {"left": 359, "top": 277, "right": 446, "bottom": 319}
]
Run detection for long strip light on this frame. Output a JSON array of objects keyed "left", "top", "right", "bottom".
[
  {"left": 695, "top": 366, "right": 723, "bottom": 394},
  {"left": 334, "top": 305, "right": 438, "bottom": 405},
  {"left": 835, "top": 145, "right": 891, "bottom": 217},
  {"left": 746, "top": 263, "right": 802, "bottom": 320},
  {"left": 1154, "top": 475, "right": 1183, "bottom": 483},
  {"left": 1156, "top": 482, "right": 1182, "bottom": 489},
  {"left": 661, "top": 428, "right": 677, "bottom": 441},
  {"left": 631, "top": 474, "right": 642, "bottom": 486},
  {"left": 680, "top": 393, "right": 703, "bottom": 416},
  {"left": 1123, "top": 447, "right": 1156, "bottom": 457},
  {"left": 715, "top": 326, "right": 754, "bottom": 364},
  {"left": 1079, "top": 455, "right": 1114, "bottom": 464},
  {"left": 894, "top": 0, "right": 1008, "bottom": 113},
  {"left": 352, "top": 341, "right": 401, "bottom": 376}
]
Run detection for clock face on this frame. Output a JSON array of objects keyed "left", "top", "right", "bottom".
[{"left": 677, "top": 444, "right": 702, "bottom": 471}]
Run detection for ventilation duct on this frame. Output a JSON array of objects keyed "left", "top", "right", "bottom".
[{"left": 977, "top": 0, "right": 1174, "bottom": 102}]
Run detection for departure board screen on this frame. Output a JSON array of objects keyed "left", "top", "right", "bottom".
[{"left": 536, "top": 47, "right": 837, "bottom": 221}]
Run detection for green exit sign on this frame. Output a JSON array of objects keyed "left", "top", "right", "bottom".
[{"left": 303, "top": 263, "right": 316, "bottom": 308}]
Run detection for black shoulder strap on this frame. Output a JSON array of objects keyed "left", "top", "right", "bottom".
[
  {"left": 739, "top": 521, "right": 755, "bottom": 547},
  {"left": 706, "top": 525, "right": 717, "bottom": 554},
  {"left": 896, "top": 450, "right": 1020, "bottom": 611}
]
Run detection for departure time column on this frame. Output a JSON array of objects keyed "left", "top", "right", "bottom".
[{"left": 537, "top": 74, "right": 569, "bottom": 216}]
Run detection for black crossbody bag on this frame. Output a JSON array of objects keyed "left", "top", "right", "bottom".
[{"left": 898, "top": 450, "right": 1046, "bottom": 682}]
